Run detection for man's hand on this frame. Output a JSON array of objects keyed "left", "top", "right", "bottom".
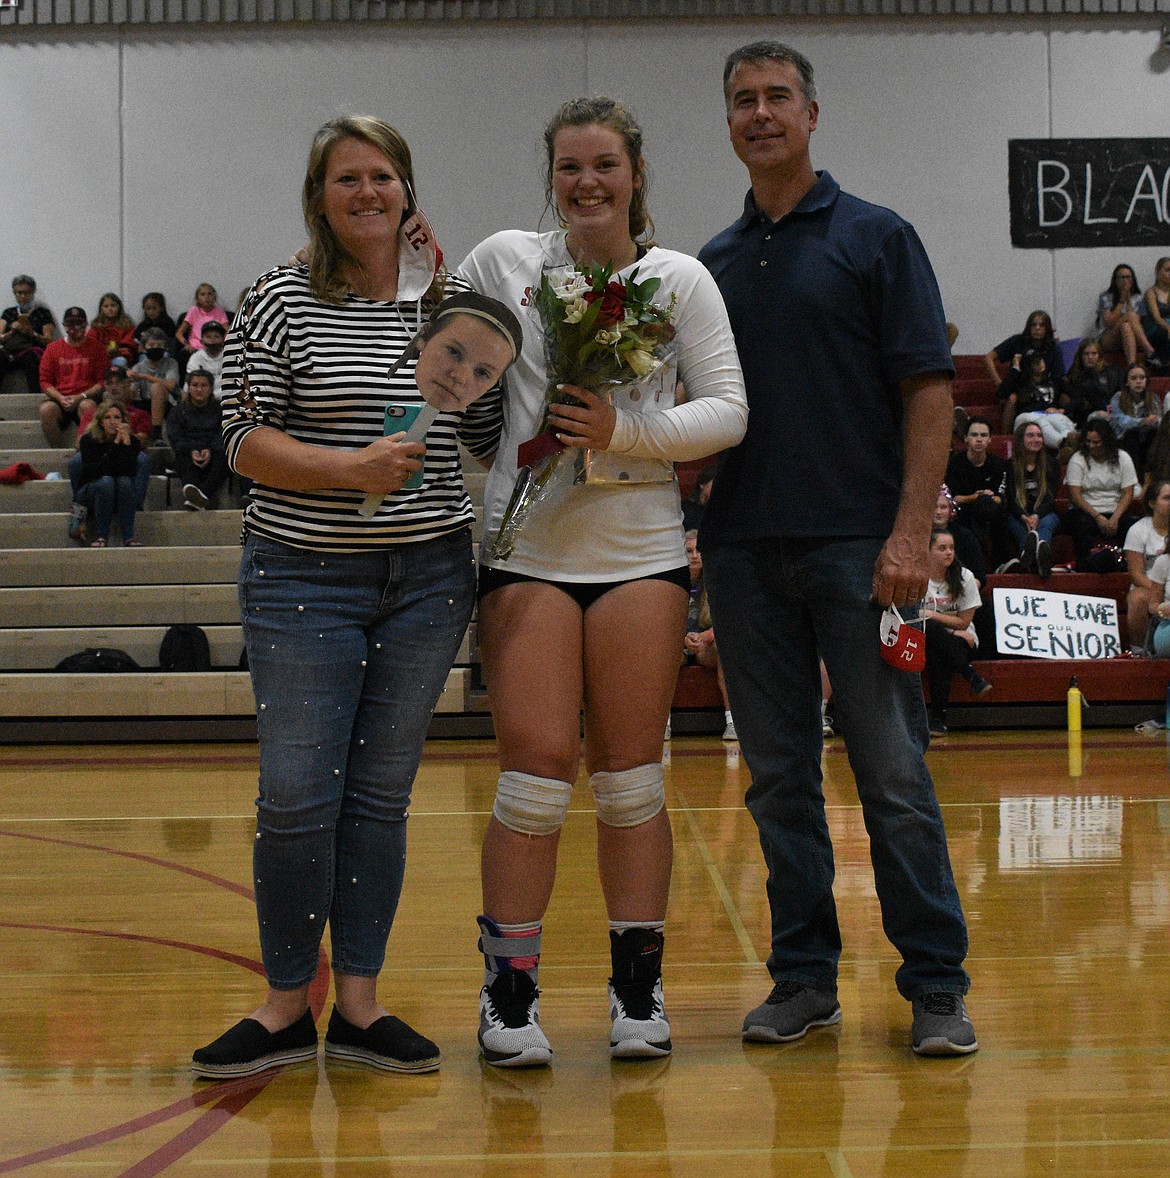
[{"left": 872, "top": 529, "right": 929, "bottom": 609}]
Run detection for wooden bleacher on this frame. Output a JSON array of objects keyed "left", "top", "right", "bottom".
[{"left": 0, "top": 377, "right": 495, "bottom": 741}]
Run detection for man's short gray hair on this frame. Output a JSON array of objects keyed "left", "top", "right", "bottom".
[{"left": 722, "top": 40, "right": 817, "bottom": 107}]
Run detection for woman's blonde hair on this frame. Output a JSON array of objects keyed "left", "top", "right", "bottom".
[
  {"left": 87, "top": 400, "right": 125, "bottom": 441},
  {"left": 302, "top": 115, "right": 444, "bottom": 306}
]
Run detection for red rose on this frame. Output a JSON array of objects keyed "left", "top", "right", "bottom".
[{"left": 585, "top": 281, "right": 627, "bottom": 326}]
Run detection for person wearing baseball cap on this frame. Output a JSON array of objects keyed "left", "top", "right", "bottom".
[{"left": 38, "top": 305, "right": 107, "bottom": 445}]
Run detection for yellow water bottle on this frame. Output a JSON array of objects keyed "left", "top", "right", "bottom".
[{"left": 1067, "top": 676, "right": 1082, "bottom": 733}]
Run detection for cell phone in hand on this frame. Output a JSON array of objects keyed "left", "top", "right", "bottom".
[
  {"left": 357, "top": 401, "right": 439, "bottom": 517},
  {"left": 384, "top": 402, "right": 436, "bottom": 490}
]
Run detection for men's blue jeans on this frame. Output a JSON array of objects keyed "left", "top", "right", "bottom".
[
  {"left": 704, "top": 535, "right": 970, "bottom": 1000},
  {"left": 240, "top": 528, "right": 475, "bottom": 989}
]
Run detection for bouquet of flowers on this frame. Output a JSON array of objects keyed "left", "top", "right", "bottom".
[{"left": 489, "top": 262, "right": 678, "bottom": 561}]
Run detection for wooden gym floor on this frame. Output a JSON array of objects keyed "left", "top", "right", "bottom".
[{"left": 1, "top": 729, "right": 1167, "bottom": 1175}]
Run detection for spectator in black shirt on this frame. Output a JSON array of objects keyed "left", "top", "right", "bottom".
[
  {"left": 0, "top": 274, "right": 56, "bottom": 394},
  {"left": 945, "top": 417, "right": 1012, "bottom": 565}
]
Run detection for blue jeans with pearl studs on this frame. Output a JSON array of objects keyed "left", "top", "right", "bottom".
[{"left": 239, "top": 528, "right": 475, "bottom": 989}]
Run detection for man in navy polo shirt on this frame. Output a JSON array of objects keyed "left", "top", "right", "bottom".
[{"left": 698, "top": 39, "right": 977, "bottom": 1057}]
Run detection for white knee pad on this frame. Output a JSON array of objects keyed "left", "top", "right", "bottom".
[
  {"left": 493, "top": 770, "right": 573, "bottom": 836},
  {"left": 591, "top": 763, "right": 665, "bottom": 829}
]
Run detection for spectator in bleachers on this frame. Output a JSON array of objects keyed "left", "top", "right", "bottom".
[
  {"left": 1123, "top": 478, "right": 1170, "bottom": 653},
  {"left": 681, "top": 530, "right": 736, "bottom": 740},
  {"left": 134, "top": 292, "right": 178, "bottom": 350},
  {"left": 89, "top": 293, "right": 139, "bottom": 366},
  {"left": 1065, "top": 338, "right": 1122, "bottom": 428},
  {"left": 1002, "top": 420, "right": 1060, "bottom": 578},
  {"left": 0, "top": 274, "right": 56, "bottom": 394},
  {"left": 68, "top": 368, "right": 152, "bottom": 542},
  {"left": 933, "top": 484, "right": 986, "bottom": 586},
  {"left": 1144, "top": 548, "right": 1170, "bottom": 656},
  {"left": 1009, "top": 353, "right": 1076, "bottom": 452},
  {"left": 682, "top": 464, "right": 717, "bottom": 532},
  {"left": 1144, "top": 413, "right": 1170, "bottom": 491},
  {"left": 185, "top": 319, "right": 226, "bottom": 388},
  {"left": 945, "top": 416, "right": 1012, "bottom": 566},
  {"left": 984, "top": 310, "right": 1064, "bottom": 431},
  {"left": 1063, "top": 417, "right": 1142, "bottom": 571},
  {"left": 166, "top": 370, "right": 227, "bottom": 510},
  {"left": 1142, "top": 257, "right": 1170, "bottom": 369},
  {"left": 80, "top": 366, "right": 152, "bottom": 447},
  {"left": 75, "top": 401, "right": 145, "bottom": 547},
  {"left": 38, "top": 306, "right": 107, "bottom": 446},
  {"left": 1097, "top": 263, "right": 1156, "bottom": 368},
  {"left": 130, "top": 327, "right": 181, "bottom": 438},
  {"left": 1109, "top": 363, "right": 1160, "bottom": 475},
  {"left": 175, "top": 282, "right": 229, "bottom": 360},
  {"left": 923, "top": 528, "right": 991, "bottom": 737}
]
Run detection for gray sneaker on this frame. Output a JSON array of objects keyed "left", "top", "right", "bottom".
[
  {"left": 742, "top": 980, "right": 841, "bottom": 1043},
  {"left": 911, "top": 992, "right": 978, "bottom": 1056}
]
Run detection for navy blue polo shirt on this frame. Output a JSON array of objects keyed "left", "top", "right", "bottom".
[{"left": 697, "top": 171, "right": 954, "bottom": 544}]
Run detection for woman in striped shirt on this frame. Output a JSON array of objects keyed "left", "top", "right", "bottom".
[{"left": 192, "top": 116, "right": 514, "bottom": 1081}]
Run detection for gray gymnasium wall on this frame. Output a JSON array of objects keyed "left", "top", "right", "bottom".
[{"left": 3, "top": 17, "right": 1169, "bottom": 352}]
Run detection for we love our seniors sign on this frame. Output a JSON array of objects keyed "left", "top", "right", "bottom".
[{"left": 992, "top": 588, "right": 1121, "bottom": 660}]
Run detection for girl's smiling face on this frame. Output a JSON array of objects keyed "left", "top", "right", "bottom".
[
  {"left": 551, "top": 123, "right": 639, "bottom": 245},
  {"left": 1021, "top": 423, "right": 1044, "bottom": 453}
]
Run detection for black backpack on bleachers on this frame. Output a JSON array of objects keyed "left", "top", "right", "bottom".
[
  {"left": 159, "top": 624, "right": 212, "bottom": 671},
  {"left": 55, "top": 648, "right": 140, "bottom": 673}
]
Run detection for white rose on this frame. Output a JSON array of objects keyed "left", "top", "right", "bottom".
[
  {"left": 596, "top": 328, "right": 622, "bottom": 346},
  {"left": 627, "top": 348, "right": 658, "bottom": 377},
  {"left": 563, "top": 297, "right": 589, "bottom": 324},
  {"left": 549, "top": 269, "right": 592, "bottom": 301}
]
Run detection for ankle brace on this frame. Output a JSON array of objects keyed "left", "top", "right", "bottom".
[{"left": 478, "top": 914, "right": 542, "bottom": 986}]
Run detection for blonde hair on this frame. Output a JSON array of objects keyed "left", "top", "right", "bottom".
[
  {"left": 302, "top": 115, "right": 444, "bottom": 306},
  {"left": 87, "top": 401, "right": 125, "bottom": 441}
]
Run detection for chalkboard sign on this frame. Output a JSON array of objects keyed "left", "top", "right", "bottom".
[{"left": 1009, "top": 138, "right": 1170, "bottom": 249}]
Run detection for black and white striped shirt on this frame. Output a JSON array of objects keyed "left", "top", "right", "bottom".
[{"left": 221, "top": 266, "right": 501, "bottom": 551}]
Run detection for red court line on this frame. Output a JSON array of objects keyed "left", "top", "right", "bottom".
[
  {"left": 118, "top": 1080, "right": 274, "bottom": 1178},
  {"left": 0, "top": 1075, "right": 272, "bottom": 1174},
  {"left": 0, "top": 932, "right": 329, "bottom": 1175},
  {"left": 0, "top": 922, "right": 266, "bottom": 975},
  {"left": 0, "top": 830, "right": 254, "bottom": 899}
]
